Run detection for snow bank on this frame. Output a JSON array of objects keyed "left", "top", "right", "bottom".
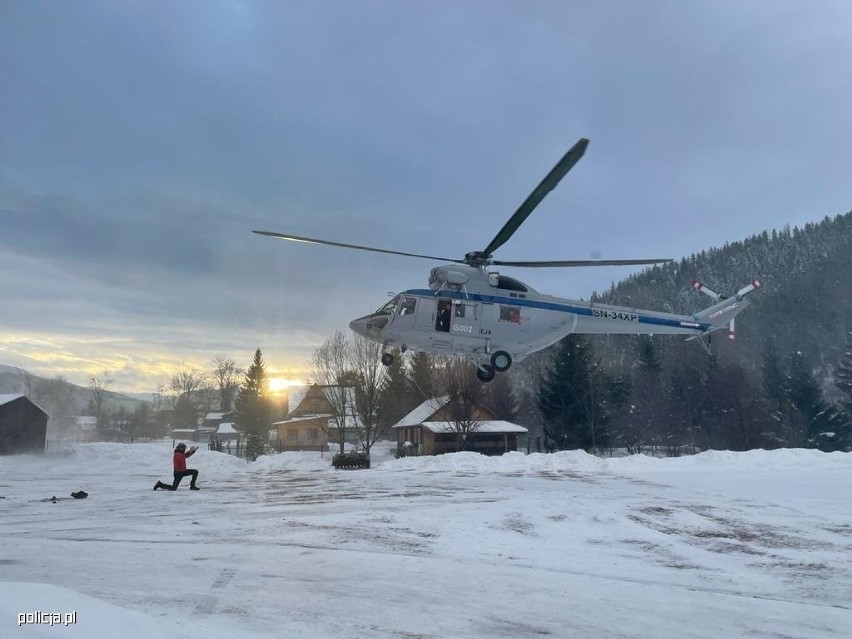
[
  {"left": 251, "top": 450, "right": 332, "bottom": 472},
  {"left": 0, "top": 582, "right": 222, "bottom": 639},
  {"left": 377, "top": 447, "right": 852, "bottom": 476},
  {"left": 2, "top": 443, "right": 848, "bottom": 481},
  {"left": 607, "top": 448, "right": 852, "bottom": 473},
  {"left": 384, "top": 449, "right": 607, "bottom": 474}
]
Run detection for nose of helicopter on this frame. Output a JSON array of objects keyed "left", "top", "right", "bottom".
[{"left": 349, "top": 316, "right": 369, "bottom": 337}]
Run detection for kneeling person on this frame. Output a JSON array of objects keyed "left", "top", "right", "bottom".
[{"left": 154, "top": 443, "right": 200, "bottom": 491}]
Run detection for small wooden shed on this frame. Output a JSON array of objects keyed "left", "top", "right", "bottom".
[{"left": 0, "top": 394, "right": 49, "bottom": 455}]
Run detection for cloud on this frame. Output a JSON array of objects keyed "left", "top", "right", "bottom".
[{"left": 2, "top": 1, "right": 852, "bottom": 390}]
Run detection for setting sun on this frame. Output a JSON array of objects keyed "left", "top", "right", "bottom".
[{"left": 268, "top": 377, "right": 305, "bottom": 393}]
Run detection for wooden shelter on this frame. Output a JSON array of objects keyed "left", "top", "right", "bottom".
[{"left": 0, "top": 394, "right": 49, "bottom": 455}]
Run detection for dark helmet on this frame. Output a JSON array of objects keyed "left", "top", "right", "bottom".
[{"left": 175, "top": 443, "right": 187, "bottom": 451}]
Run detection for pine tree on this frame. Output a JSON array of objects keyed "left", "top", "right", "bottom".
[
  {"left": 538, "top": 335, "right": 605, "bottom": 452},
  {"left": 832, "top": 331, "right": 852, "bottom": 450},
  {"left": 606, "top": 373, "right": 635, "bottom": 452},
  {"left": 835, "top": 332, "right": 852, "bottom": 413},
  {"left": 785, "top": 351, "right": 840, "bottom": 451},
  {"left": 666, "top": 356, "right": 705, "bottom": 454},
  {"left": 234, "top": 348, "right": 270, "bottom": 460},
  {"left": 637, "top": 336, "right": 663, "bottom": 374},
  {"left": 376, "top": 349, "right": 412, "bottom": 430},
  {"left": 409, "top": 352, "right": 436, "bottom": 401},
  {"left": 632, "top": 337, "right": 667, "bottom": 453},
  {"left": 482, "top": 371, "right": 519, "bottom": 423}
]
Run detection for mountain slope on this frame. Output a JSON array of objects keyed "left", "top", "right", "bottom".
[{"left": 594, "top": 211, "right": 852, "bottom": 378}]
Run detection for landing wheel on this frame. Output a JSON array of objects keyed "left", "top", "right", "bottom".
[
  {"left": 490, "top": 350, "right": 512, "bottom": 372},
  {"left": 476, "top": 364, "right": 495, "bottom": 383},
  {"left": 381, "top": 352, "right": 394, "bottom": 366}
]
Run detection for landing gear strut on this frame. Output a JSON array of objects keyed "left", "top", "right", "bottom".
[{"left": 476, "top": 364, "right": 495, "bottom": 383}]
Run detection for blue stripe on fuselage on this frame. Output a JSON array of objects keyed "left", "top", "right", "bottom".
[{"left": 401, "top": 289, "right": 712, "bottom": 332}]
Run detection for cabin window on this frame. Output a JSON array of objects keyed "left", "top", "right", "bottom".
[
  {"left": 499, "top": 305, "right": 521, "bottom": 323},
  {"left": 308, "top": 429, "right": 318, "bottom": 441},
  {"left": 287, "top": 428, "right": 299, "bottom": 441},
  {"left": 399, "top": 297, "right": 417, "bottom": 316},
  {"left": 454, "top": 303, "right": 476, "bottom": 319}
]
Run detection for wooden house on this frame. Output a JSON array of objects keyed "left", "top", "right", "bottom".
[
  {"left": 392, "top": 396, "right": 527, "bottom": 457},
  {"left": 0, "top": 394, "right": 49, "bottom": 455},
  {"left": 272, "top": 385, "right": 360, "bottom": 452}
]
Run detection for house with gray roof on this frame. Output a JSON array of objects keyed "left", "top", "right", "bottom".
[
  {"left": 392, "top": 396, "right": 527, "bottom": 457},
  {"left": 272, "top": 385, "right": 361, "bottom": 452}
]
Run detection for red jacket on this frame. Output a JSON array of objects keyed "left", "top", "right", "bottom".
[{"left": 173, "top": 448, "right": 195, "bottom": 472}]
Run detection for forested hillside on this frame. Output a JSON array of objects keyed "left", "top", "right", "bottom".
[
  {"left": 515, "top": 211, "right": 852, "bottom": 455},
  {"left": 596, "top": 212, "right": 852, "bottom": 378}
]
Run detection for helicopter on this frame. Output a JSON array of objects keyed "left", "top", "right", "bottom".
[{"left": 254, "top": 138, "right": 761, "bottom": 382}]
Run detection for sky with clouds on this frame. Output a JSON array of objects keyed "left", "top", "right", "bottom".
[{"left": 2, "top": 1, "right": 851, "bottom": 393}]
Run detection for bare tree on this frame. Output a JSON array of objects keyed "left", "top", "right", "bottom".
[
  {"left": 311, "top": 331, "right": 354, "bottom": 454},
  {"left": 211, "top": 355, "right": 242, "bottom": 412},
  {"left": 350, "top": 334, "right": 388, "bottom": 454},
  {"left": 169, "top": 366, "right": 206, "bottom": 428},
  {"left": 152, "top": 383, "right": 167, "bottom": 413},
  {"left": 88, "top": 370, "right": 114, "bottom": 435},
  {"left": 151, "top": 383, "right": 169, "bottom": 435},
  {"left": 437, "top": 357, "right": 485, "bottom": 451}
]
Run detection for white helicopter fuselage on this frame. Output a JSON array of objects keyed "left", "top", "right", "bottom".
[
  {"left": 348, "top": 264, "right": 741, "bottom": 367},
  {"left": 257, "top": 137, "right": 761, "bottom": 381}
]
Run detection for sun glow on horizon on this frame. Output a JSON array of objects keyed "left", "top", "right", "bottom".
[{"left": 268, "top": 377, "right": 306, "bottom": 393}]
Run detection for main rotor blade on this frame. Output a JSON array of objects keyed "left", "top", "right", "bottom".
[
  {"left": 480, "top": 137, "right": 589, "bottom": 259},
  {"left": 492, "top": 258, "right": 673, "bottom": 268},
  {"left": 252, "top": 230, "right": 463, "bottom": 264}
]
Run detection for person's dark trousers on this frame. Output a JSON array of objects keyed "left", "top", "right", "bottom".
[
  {"left": 154, "top": 470, "right": 198, "bottom": 490},
  {"left": 172, "top": 470, "right": 198, "bottom": 489}
]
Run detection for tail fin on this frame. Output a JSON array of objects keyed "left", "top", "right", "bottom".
[{"left": 693, "top": 279, "right": 762, "bottom": 339}]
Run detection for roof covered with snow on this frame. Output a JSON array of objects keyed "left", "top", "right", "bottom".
[
  {"left": 326, "top": 413, "right": 361, "bottom": 430},
  {"left": 273, "top": 415, "right": 332, "bottom": 426},
  {"left": 288, "top": 385, "right": 360, "bottom": 428},
  {"left": 393, "top": 396, "right": 450, "bottom": 428},
  {"left": 0, "top": 393, "right": 25, "bottom": 406},
  {"left": 287, "top": 385, "right": 310, "bottom": 414},
  {"left": 216, "top": 422, "right": 238, "bottom": 434},
  {"left": 420, "top": 420, "right": 528, "bottom": 434},
  {"left": 0, "top": 393, "right": 48, "bottom": 414}
]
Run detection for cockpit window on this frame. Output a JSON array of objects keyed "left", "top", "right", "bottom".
[
  {"left": 376, "top": 295, "right": 400, "bottom": 315},
  {"left": 398, "top": 297, "right": 417, "bottom": 316},
  {"left": 497, "top": 275, "right": 527, "bottom": 292}
]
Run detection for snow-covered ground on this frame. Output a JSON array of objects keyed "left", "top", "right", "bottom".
[{"left": 2, "top": 443, "right": 850, "bottom": 638}]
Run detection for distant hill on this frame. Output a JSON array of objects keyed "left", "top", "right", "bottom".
[{"left": 0, "top": 365, "right": 150, "bottom": 419}]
